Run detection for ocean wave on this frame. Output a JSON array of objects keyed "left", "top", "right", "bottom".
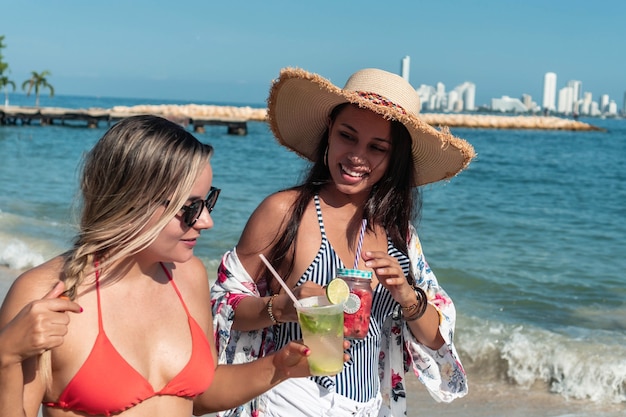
[
  {"left": 0, "top": 238, "right": 45, "bottom": 270},
  {"left": 0, "top": 213, "right": 65, "bottom": 270},
  {"left": 457, "top": 316, "right": 626, "bottom": 404}
]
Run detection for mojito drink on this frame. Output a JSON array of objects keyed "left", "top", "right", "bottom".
[{"left": 296, "top": 296, "right": 344, "bottom": 376}]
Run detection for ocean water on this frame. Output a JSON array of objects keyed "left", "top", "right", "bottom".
[{"left": 1, "top": 95, "right": 625, "bottom": 414}]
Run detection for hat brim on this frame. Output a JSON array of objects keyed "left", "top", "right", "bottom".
[{"left": 267, "top": 68, "right": 476, "bottom": 186}]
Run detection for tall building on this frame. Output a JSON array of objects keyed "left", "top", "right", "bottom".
[
  {"left": 558, "top": 86, "right": 574, "bottom": 114},
  {"left": 608, "top": 100, "right": 617, "bottom": 115},
  {"left": 542, "top": 72, "right": 557, "bottom": 112},
  {"left": 416, "top": 84, "right": 435, "bottom": 111},
  {"left": 433, "top": 82, "right": 446, "bottom": 110},
  {"left": 521, "top": 94, "right": 534, "bottom": 111},
  {"left": 444, "top": 82, "right": 476, "bottom": 112},
  {"left": 491, "top": 96, "right": 528, "bottom": 112},
  {"left": 567, "top": 80, "right": 582, "bottom": 113},
  {"left": 459, "top": 82, "right": 476, "bottom": 111},
  {"left": 600, "top": 94, "right": 610, "bottom": 113},
  {"left": 401, "top": 56, "right": 410, "bottom": 82},
  {"left": 447, "top": 90, "right": 460, "bottom": 112},
  {"left": 581, "top": 92, "right": 593, "bottom": 115}
]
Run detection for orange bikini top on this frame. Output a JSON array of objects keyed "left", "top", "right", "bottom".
[{"left": 44, "top": 263, "right": 215, "bottom": 416}]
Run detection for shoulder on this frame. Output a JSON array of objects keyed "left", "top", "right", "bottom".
[
  {"left": 7, "top": 256, "right": 64, "bottom": 298},
  {"left": 234, "top": 190, "right": 304, "bottom": 278},
  {"left": 252, "top": 190, "right": 300, "bottom": 219},
  {"left": 0, "top": 256, "right": 64, "bottom": 325},
  {"left": 169, "top": 256, "right": 208, "bottom": 290},
  {"left": 238, "top": 190, "right": 301, "bottom": 246}
]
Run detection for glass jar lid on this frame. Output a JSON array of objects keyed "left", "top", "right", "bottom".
[{"left": 337, "top": 268, "right": 372, "bottom": 279}]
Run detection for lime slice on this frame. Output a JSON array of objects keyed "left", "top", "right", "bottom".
[{"left": 326, "top": 278, "right": 350, "bottom": 304}]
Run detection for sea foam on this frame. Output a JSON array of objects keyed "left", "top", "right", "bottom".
[
  {"left": 457, "top": 316, "right": 626, "bottom": 404},
  {"left": 0, "top": 238, "right": 45, "bottom": 270}
]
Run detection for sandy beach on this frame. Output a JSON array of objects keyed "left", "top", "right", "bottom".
[{"left": 0, "top": 265, "right": 622, "bottom": 417}]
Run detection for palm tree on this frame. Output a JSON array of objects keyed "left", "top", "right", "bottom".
[
  {"left": 0, "top": 74, "right": 15, "bottom": 108},
  {"left": 0, "top": 35, "right": 14, "bottom": 107},
  {"left": 22, "top": 70, "right": 54, "bottom": 107}
]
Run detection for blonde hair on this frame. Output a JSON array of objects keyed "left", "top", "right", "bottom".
[
  {"left": 61, "top": 115, "right": 214, "bottom": 298},
  {"left": 40, "top": 115, "right": 214, "bottom": 385}
]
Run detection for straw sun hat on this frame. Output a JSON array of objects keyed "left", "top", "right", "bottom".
[{"left": 267, "top": 67, "right": 476, "bottom": 186}]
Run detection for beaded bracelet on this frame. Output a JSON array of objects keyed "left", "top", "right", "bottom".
[
  {"left": 267, "top": 294, "right": 281, "bottom": 325},
  {"left": 401, "top": 287, "right": 428, "bottom": 322}
]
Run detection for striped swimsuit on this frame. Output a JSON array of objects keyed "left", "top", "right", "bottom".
[{"left": 274, "top": 195, "right": 410, "bottom": 402}]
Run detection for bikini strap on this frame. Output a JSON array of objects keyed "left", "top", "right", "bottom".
[
  {"left": 314, "top": 194, "right": 328, "bottom": 239},
  {"left": 159, "top": 262, "right": 191, "bottom": 316},
  {"left": 94, "top": 262, "right": 104, "bottom": 331}
]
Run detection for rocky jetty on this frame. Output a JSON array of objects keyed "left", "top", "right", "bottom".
[{"left": 1, "top": 104, "right": 603, "bottom": 131}]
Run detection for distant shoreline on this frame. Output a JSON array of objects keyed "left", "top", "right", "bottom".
[
  {"left": 418, "top": 112, "right": 604, "bottom": 131},
  {"left": 1, "top": 104, "right": 604, "bottom": 131}
]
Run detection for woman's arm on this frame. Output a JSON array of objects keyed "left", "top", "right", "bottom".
[
  {"left": 191, "top": 253, "right": 313, "bottom": 415},
  {"left": 362, "top": 248, "right": 444, "bottom": 350},
  {"left": 219, "top": 191, "right": 304, "bottom": 331},
  {"left": 192, "top": 340, "right": 311, "bottom": 415},
  {"left": 213, "top": 250, "right": 322, "bottom": 332}
]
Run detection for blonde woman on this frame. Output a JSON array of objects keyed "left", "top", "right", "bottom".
[{"left": 0, "top": 115, "right": 314, "bottom": 417}]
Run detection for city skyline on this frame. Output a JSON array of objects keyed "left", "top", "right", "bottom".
[{"left": 408, "top": 65, "right": 623, "bottom": 116}]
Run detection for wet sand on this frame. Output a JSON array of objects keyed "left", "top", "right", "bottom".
[{"left": 198, "top": 377, "right": 626, "bottom": 417}]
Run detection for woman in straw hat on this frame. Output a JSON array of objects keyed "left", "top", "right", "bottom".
[
  {"left": 0, "top": 115, "right": 320, "bottom": 417},
  {"left": 211, "top": 68, "right": 475, "bottom": 416}
]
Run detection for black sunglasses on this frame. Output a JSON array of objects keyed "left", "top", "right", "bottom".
[{"left": 178, "top": 186, "right": 221, "bottom": 227}]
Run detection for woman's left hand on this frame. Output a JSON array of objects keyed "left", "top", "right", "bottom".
[
  {"left": 272, "top": 339, "right": 351, "bottom": 381},
  {"left": 272, "top": 341, "right": 312, "bottom": 380},
  {"left": 362, "top": 250, "right": 416, "bottom": 305}
]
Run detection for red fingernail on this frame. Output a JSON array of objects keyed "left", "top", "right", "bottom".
[{"left": 303, "top": 348, "right": 311, "bottom": 355}]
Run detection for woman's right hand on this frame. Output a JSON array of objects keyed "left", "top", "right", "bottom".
[
  {"left": 275, "top": 281, "right": 325, "bottom": 323},
  {"left": 0, "top": 281, "right": 82, "bottom": 367},
  {"left": 292, "top": 281, "right": 325, "bottom": 300}
]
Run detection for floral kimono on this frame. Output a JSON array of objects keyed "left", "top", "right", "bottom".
[{"left": 210, "top": 224, "right": 467, "bottom": 416}]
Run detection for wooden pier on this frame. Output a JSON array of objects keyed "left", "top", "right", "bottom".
[{"left": 0, "top": 106, "right": 249, "bottom": 135}]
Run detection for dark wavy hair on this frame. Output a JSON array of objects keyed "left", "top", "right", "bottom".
[{"left": 267, "top": 103, "right": 421, "bottom": 284}]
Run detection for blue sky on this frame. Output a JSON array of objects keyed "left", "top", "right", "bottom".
[{"left": 2, "top": 0, "right": 624, "bottom": 107}]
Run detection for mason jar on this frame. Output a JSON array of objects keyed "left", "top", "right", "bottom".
[{"left": 337, "top": 268, "right": 373, "bottom": 339}]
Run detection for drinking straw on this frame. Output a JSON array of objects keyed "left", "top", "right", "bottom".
[
  {"left": 353, "top": 219, "right": 367, "bottom": 269},
  {"left": 259, "top": 254, "right": 302, "bottom": 308}
]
